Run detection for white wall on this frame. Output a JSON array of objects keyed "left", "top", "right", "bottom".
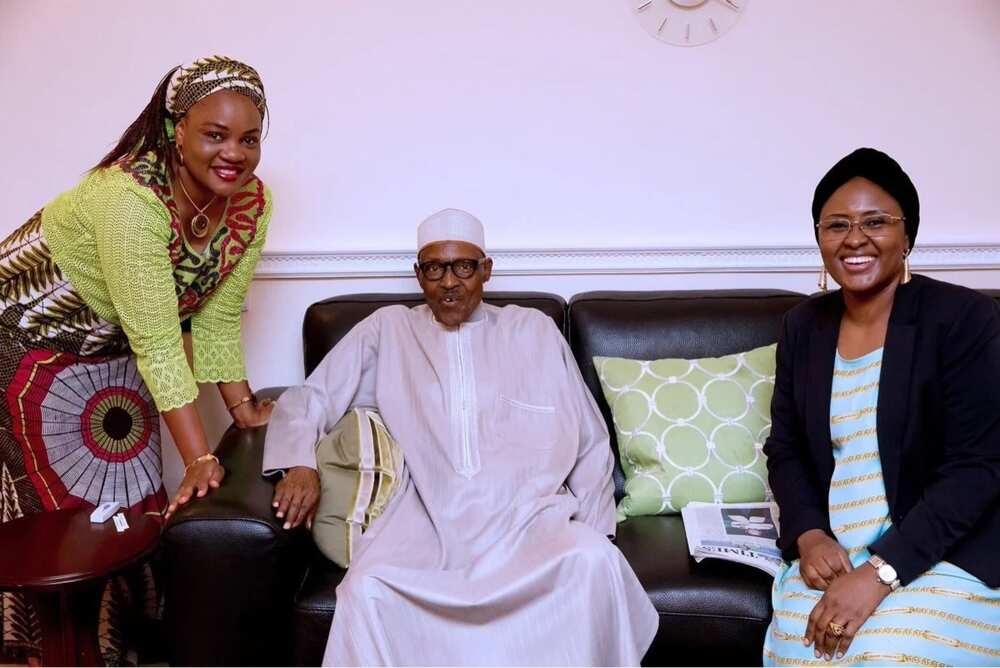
[{"left": 3, "top": 0, "right": 999, "bottom": 493}]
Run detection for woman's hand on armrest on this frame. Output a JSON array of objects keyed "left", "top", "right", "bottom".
[
  {"left": 166, "top": 456, "right": 226, "bottom": 520},
  {"left": 220, "top": 380, "right": 277, "bottom": 429},
  {"left": 231, "top": 397, "right": 275, "bottom": 429}
]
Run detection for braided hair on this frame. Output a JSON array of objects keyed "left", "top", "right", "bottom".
[{"left": 94, "top": 66, "right": 180, "bottom": 171}]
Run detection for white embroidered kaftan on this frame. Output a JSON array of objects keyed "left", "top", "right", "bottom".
[{"left": 263, "top": 303, "right": 658, "bottom": 666}]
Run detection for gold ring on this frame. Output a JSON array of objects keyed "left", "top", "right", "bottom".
[{"left": 827, "top": 622, "right": 846, "bottom": 637}]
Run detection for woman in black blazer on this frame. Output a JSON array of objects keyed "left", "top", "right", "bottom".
[{"left": 762, "top": 148, "right": 1000, "bottom": 666}]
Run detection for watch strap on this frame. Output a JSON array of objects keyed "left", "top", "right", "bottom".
[{"left": 867, "top": 554, "right": 900, "bottom": 590}]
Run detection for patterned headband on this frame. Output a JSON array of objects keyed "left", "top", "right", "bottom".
[{"left": 165, "top": 55, "right": 266, "bottom": 118}]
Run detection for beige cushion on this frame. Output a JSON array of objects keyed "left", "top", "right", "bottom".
[{"left": 311, "top": 407, "right": 404, "bottom": 568}]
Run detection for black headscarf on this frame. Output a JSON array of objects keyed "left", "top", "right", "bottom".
[{"left": 812, "top": 148, "right": 920, "bottom": 249}]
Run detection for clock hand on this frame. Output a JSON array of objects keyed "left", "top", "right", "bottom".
[{"left": 712, "top": 0, "right": 740, "bottom": 10}]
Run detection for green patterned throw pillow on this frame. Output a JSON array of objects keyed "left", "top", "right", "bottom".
[{"left": 594, "top": 344, "right": 776, "bottom": 520}]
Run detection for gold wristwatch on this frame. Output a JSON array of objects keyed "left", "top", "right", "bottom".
[{"left": 867, "top": 554, "right": 900, "bottom": 591}]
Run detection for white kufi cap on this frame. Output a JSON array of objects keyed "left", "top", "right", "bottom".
[{"left": 417, "top": 209, "right": 485, "bottom": 253}]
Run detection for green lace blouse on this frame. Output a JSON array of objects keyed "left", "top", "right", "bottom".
[{"left": 41, "top": 153, "right": 272, "bottom": 411}]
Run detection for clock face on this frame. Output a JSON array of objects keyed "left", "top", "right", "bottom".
[{"left": 631, "top": 0, "right": 748, "bottom": 47}]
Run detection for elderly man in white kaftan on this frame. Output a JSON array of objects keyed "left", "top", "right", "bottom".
[{"left": 263, "top": 209, "right": 658, "bottom": 666}]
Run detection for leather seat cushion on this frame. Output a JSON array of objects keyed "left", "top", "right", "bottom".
[
  {"left": 617, "top": 515, "right": 772, "bottom": 665},
  {"left": 292, "top": 553, "right": 345, "bottom": 666},
  {"left": 292, "top": 515, "right": 773, "bottom": 666}
]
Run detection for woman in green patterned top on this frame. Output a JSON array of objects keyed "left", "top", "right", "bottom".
[{"left": 0, "top": 56, "right": 273, "bottom": 664}]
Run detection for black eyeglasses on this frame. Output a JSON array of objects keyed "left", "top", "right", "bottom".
[{"left": 415, "top": 258, "right": 487, "bottom": 281}]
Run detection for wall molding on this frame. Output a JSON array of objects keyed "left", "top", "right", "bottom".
[{"left": 256, "top": 243, "right": 1000, "bottom": 279}]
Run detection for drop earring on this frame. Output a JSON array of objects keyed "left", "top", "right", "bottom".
[
  {"left": 902, "top": 252, "right": 912, "bottom": 284},
  {"left": 818, "top": 265, "right": 828, "bottom": 291}
]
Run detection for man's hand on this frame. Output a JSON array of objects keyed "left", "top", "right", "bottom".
[
  {"left": 272, "top": 466, "right": 320, "bottom": 530},
  {"left": 804, "top": 562, "right": 890, "bottom": 661},
  {"left": 797, "top": 529, "right": 853, "bottom": 591}
]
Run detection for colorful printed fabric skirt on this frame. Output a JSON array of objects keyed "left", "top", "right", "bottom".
[
  {"left": 0, "top": 212, "right": 166, "bottom": 665},
  {"left": 764, "top": 349, "right": 1000, "bottom": 666}
]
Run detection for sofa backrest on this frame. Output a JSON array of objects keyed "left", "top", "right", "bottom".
[
  {"left": 299, "top": 288, "right": 998, "bottom": 499},
  {"left": 567, "top": 289, "right": 809, "bottom": 498},
  {"left": 301, "top": 292, "right": 567, "bottom": 376}
]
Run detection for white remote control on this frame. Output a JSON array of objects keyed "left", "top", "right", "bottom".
[{"left": 90, "top": 501, "right": 121, "bottom": 523}]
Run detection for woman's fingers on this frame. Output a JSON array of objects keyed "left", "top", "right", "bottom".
[
  {"left": 812, "top": 609, "right": 833, "bottom": 659},
  {"left": 837, "top": 549, "right": 854, "bottom": 574},
  {"left": 814, "top": 555, "right": 837, "bottom": 582},
  {"left": 176, "top": 481, "right": 194, "bottom": 505},
  {"left": 167, "top": 481, "right": 195, "bottom": 518},
  {"left": 813, "top": 603, "right": 844, "bottom": 660},
  {"left": 836, "top": 620, "right": 856, "bottom": 659},
  {"left": 803, "top": 564, "right": 829, "bottom": 591},
  {"left": 163, "top": 462, "right": 226, "bottom": 520},
  {"left": 823, "top": 618, "right": 847, "bottom": 660},
  {"left": 207, "top": 463, "right": 224, "bottom": 489},
  {"left": 804, "top": 601, "right": 821, "bottom": 646},
  {"left": 210, "top": 463, "right": 225, "bottom": 485},
  {"left": 823, "top": 553, "right": 847, "bottom": 577}
]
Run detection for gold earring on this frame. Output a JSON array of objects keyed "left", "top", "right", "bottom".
[
  {"left": 818, "top": 265, "right": 828, "bottom": 291},
  {"left": 902, "top": 252, "right": 912, "bottom": 284},
  {"left": 177, "top": 145, "right": 185, "bottom": 166}
]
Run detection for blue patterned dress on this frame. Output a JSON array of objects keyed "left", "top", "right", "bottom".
[{"left": 764, "top": 348, "right": 1000, "bottom": 667}]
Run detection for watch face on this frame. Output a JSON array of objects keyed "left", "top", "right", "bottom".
[
  {"left": 631, "top": 0, "right": 748, "bottom": 47},
  {"left": 877, "top": 563, "right": 898, "bottom": 584}
]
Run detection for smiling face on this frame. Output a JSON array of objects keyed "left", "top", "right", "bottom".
[
  {"left": 818, "top": 177, "right": 909, "bottom": 298},
  {"left": 415, "top": 240, "right": 492, "bottom": 328},
  {"left": 174, "top": 90, "right": 262, "bottom": 198}
]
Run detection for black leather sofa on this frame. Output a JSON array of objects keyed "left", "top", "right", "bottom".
[{"left": 162, "top": 289, "right": 810, "bottom": 666}]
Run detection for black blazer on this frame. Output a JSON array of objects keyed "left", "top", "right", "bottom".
[{"left": 764, "top": 275, "right": 1000, "bottom": 587}]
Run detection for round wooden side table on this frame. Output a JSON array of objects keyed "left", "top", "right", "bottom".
[{"left": 0, "top": 507, "right": 161, "bottom": 666}]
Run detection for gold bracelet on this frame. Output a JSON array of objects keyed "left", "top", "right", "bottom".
[
  {"left": 226, "top": 395, "right": 254, "bottom": 412},
  {"left": 184, "top": 453, "right": 219, "bottom": 474}
]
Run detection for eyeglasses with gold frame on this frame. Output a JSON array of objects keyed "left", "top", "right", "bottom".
[{"left": 815, "top": 214, "right": 905, "bottom": 242}]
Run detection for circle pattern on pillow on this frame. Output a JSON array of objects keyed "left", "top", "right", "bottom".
[{"left": 595, "top": 344, "right": 776, "bottom": 519}]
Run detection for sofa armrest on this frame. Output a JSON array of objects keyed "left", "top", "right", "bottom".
[{"left": 161, "top": 387, "right": 312, "bottom": 666}]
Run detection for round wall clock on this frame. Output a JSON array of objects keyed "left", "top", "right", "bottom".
[{"left": 630, "top": 0, "right": 748, "bottom": 47}]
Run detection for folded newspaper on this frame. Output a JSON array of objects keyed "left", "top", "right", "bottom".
[{"left": 680, "top": 501, "right": 784, "bottom": 576}]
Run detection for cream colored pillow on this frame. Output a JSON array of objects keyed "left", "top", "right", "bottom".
[{"left": 312, "top": 407, "right": 404, "bottom": 568}]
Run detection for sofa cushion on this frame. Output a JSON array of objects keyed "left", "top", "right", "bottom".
[
  {"left": 596, "top": 344, "right": 776, "bottom": 518},
  {"left": 615, "top": 515, "right": 773, "bottom": 665},
  {"left": 312, "top": 408, "right": 404, "bottom": 568},
  {"left": 302, "top": 292, "right": 567, "bottom": 376},
  {"left": 569, "top": 290, "right": 807, "bottom": 499},
  {"left": 293, "top": 516, "right": 775, "bottom": 667},
  {"left": 293, "top": 553, "right": 345, "bottom": 666}
]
